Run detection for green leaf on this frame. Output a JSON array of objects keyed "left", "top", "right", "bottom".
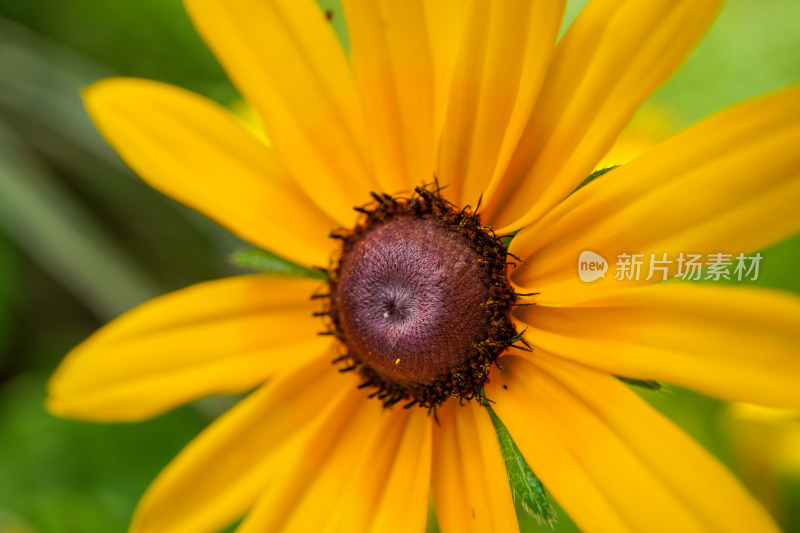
[
  {"left": 232, "top": 248, "right": 327, "bottom": 279},
  {"left": 617, "top": 376, "right": 662, "bottom": 391},
  {"left": 486, "top": 405, "right": 556, "bottom": 527}
]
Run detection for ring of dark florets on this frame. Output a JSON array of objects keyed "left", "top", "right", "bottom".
[{"left": 313, "top": 183, "right": 531, "bottom": 413}]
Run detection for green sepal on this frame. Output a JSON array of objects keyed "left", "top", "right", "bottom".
[
  {"left": 501, "top": 165, "right": 620, "bottom": 250},
  {"left": 570, "top": 164, "right": 619, "bottom": 196},
  {"left": 486, "top": 404, "right": 556, "bottom": 527},
  {"left": 231, "top": 248, "right": 327, "bottom": 279},
  {"left": 501, "top": 229, "right": 520, "bottom": 249},
  {"left": 616, "top": 376, "right": 662, "bottom": 391}
]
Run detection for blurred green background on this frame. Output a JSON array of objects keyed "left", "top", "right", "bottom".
[{"left": 0, "top": 0, "right": 798, "bottom": 532}]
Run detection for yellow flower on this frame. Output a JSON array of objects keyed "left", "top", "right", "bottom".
[{"left": 47, "top": 1, "right": 800, "bottom": 532}]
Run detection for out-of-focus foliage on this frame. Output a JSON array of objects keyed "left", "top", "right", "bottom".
[{"left": 0, "top": 0, "right": 797, "bottom": 532}]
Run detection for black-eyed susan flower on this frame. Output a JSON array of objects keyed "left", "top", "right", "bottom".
[{"left": 48, "top": 0, "right": 800, "bottom": 531}]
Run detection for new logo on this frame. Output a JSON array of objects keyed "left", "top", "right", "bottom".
[{"left": 578, "top": 251, "right": 608, "bottom": 283}]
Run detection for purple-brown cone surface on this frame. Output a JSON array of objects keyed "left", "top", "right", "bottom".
[
  {"left": 336, "top": 216, "right": 491, "bottom": 385},
  {"left": 322, "top": 188, "right": 520, "bottom": 409}
]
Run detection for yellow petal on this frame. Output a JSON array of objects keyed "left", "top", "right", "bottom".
[
  {"left": 597, "top": 104, "right": 678, "bottom": 168},
  {"left": 366, "top": 409, "right": 433, "bottom": 533},
  {"left": 487, "top": 354, "right": 779, "bottom": 533},
  {"left": 323, "top": 407, "right": 414, "bottom": 533},
  {"left": 132, "top": 356, "right": 358, "bottom": 533},
  {"left": 47, "top": 276, "right": 330, "bottom": 421},
  {"left": 83, "top": 78, "right": 337, "bottom": 268},
  {"left": 342, "top": 0, "right": 435, "bottom": 194},
  {"left": 432, "top": 402, "right": 519, "bottom": 533},
  {"left": 422, "top": 0, "right": 466, "bottom": 152},
  {"left": 237, "top": 396, "right": 431, "bottom": 533},
  {"left": 486, "top": 0, "right": 722, "bottom": 231},
  {"left": 184, "top": 0, "right": 376, "bottom": 224},
  {"left": 437, "top": 0, "right": 565, "bottom": 207},
  {"left": 511, "top": 87, "right": 800, "bottom": 304},
  {"left": 515, "top": 283, "right": 800, "bottom": 409},
  {"left": 328, "top": 409, "right": 432, "bottom": 533}
]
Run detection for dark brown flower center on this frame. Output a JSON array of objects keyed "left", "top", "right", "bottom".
[
  {"left": 336, "top": 216, "right": 491, "bottom": 385},
  {"left": 317, "top": 187, "right": 523, "bottom": 410}
]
